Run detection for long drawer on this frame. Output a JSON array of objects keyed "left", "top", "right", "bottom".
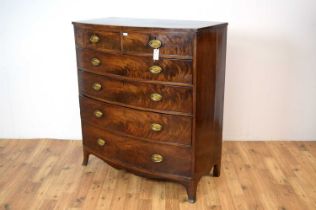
[
  {"left": 82, "top": 123, "right": 192, "bottom": 177},
  {"left": 79, "top": 96, "right": 192, "bottom": 145},
  {"left": 78, "top": 70, "right": 193, "bottom": 114},
  {"left": 77, "top": 48, "right": 193, "bottom": 84}
]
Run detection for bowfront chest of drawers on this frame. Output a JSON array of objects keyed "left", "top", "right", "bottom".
[{"left": 73, "top": 17, "right": 227, "bottom": 203}]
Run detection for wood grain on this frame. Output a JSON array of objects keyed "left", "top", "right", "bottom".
[
  {"left": 86, "top": 30, "right": 121, "bottom": 51},
  {"left": 79, "top": 96, "right": 192, "bottom": 145},
  {"left": 78, "top": 70, "right": 193, "bottom": 114},
  {"left": 193, "top": 27, "right": 227, "bottom": 178},
  {"left": 122, "top": 31, "right": 194, "bottom": 57},
  {"left": 0, "top": 140, "right": 315, "bottom": 210},
  {"left": 73, "top": 18, "right": 227, "bottom": 202},
  {"left": 82, "top": 124, "right": 192, "bottom": 177},
  {"left": 74, "top": 27, "right": 85, "bottom": 48},
  {"left": 77, "top": 48, "right": 193, "bottom": 84},
  {"left": 72, "top": 17, "right": 227, "bottom": 30}
]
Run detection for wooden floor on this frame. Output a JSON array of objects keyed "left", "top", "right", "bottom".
[{"left": 0, "top": 140, "right": 315, "bottom": 210}]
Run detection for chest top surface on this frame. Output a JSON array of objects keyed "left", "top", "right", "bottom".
[{"left": 72, "top": 17, "right": 227, "bottom": 30}]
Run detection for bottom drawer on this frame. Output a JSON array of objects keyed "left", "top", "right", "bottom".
[{"left": 82, "top": 123, "right": 192, "bottom": 177}]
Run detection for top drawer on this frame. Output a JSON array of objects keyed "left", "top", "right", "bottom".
[
  {"left": 74, "top": 26, "right": 194, "bottom": 57},
  {"left": 122, "top": 31, "right": 194, "bottom": 57},
  {"left": 74, "top": 29, "right": 121, "bottom": 51}
]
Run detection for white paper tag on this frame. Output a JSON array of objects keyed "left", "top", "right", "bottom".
[
  {"left": 153, "top": 49, "right": 159, "bottom": 60},
  {"left": 122, "top": 32, "right": 128, "bottom": 36}
]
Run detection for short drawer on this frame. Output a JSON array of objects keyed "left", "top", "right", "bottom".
[
  {"left": 74, "top": 29, "right": 121, "bottom": 51},
  {"left": 80, "top": 96, "right": 192, "bottom": 145},
  {"left": 82, "top": 123, "right": 192, "bottom": 177},
  {"left": 122, "top": 31, "right": 194, "bottom": 57},
  {"left": 77, "top": 48, "right": 193, "bottom": 84},
  {"left": 78, "top": 71, "right": 193, "bottom": 114}
]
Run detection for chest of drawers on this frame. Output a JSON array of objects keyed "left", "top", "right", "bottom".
[{"left": 73, "top": 17, "right": 227, "bottom": 203}]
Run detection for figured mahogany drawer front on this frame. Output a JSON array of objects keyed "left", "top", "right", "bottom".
[
  {"left": 122, "top": 31, "right": 194, "bottom": 57},
  {"left": 82, "top": 123, "right": 191, "bottom": 176},
  {"left": 78, "top": 71, "right": 193, "bottom": 114},
  {"left": 77, "top": 48, "right": 193, "bottom": 84},
  {"left": 75, "top": 29, "right": 121, "bottom": 51},
  {"left": 80, "top": 96, "right": 192, "bottom": 145}
]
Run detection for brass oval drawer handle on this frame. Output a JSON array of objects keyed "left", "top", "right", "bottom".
[
  {"left": 92, "top": 83, "right": 102, "bottom": 91},
  {"left": 94, "top": 110, "right": 103, "bottom": 118},
  {"left": 149, "top": 65, "right": 163, "bottom": 74},
  {"left": 90, "top": 34, "right": 100, "bottom": 44},
  {"left": 97, "top": 138, "right": 106, "bottom": 146},
  {"left": 150, "top": 93, "right": 162, "bottom": 102},
  {"left": 148, "top": 39, "right": 162, "bottom": 49},
  {"left": 151, "top": 123, "right": 163, "bottom": 132},
  {"left": 151, "top": 154, "right": 163, "bottom": 163},
  {"left": 91, "top": 58, "right": 101, "bottom": 66}
]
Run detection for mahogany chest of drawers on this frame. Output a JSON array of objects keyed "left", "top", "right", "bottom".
[{"left": 73, "top": 17, "right": 227, "bottom": 203}]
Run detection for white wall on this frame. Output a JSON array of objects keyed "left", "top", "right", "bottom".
[{"left": 0, "top": 0, "right": 315, "bottom": 140}]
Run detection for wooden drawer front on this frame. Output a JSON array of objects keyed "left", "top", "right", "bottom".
[
  {"left": 75, "top": 29, "right": 121, "bottom": 51},
  {"left": 82, "top": 123, "right": 191, "bottom": 176},
  {"left": 78, "top": 71, "right": 193, "bottom": 114},
  {"left": 77, "top": 48, "right": 193, "bottom": 84},
  {"left": 80, "top": 96, "right": 192, "bottom": 145},
  {"left": 122, "top": 31, "right": 194, "bottom": 57},
  {"left": 74, "top": 27, "right": 85, "bottom": 48}
]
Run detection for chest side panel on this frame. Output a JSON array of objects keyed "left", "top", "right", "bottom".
[{"left": 193, "top": 26, "right": 227, "bottom": 177}]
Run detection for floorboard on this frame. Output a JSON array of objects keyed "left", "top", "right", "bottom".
[{"left": 0, "top": 140, "right": 315, "bottom": 210}]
